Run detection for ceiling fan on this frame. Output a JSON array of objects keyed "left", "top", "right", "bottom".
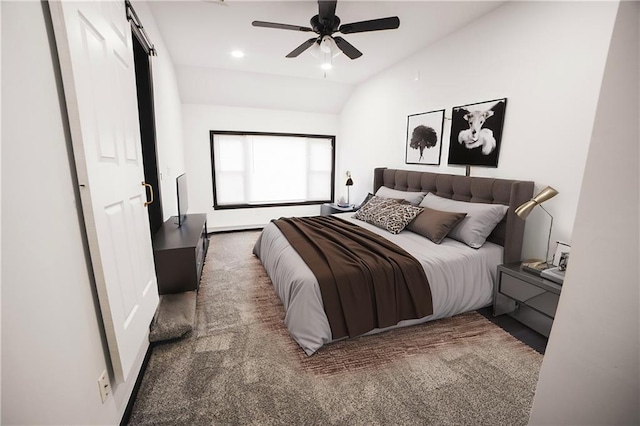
[{"left": 252, "top": 0, "right": 400, "bottom": 60}]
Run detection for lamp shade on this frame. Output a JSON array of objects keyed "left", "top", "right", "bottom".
[
  {"left": 532, "top": 186, "right": 559, "bottom": 204},
  {"left": 346, "top": 178, "right": 353, "bottom": 186},
  {"left": 514, "top": 200, "right": 537, "bottom": 219},
  {"left": 515, "top": 186, "right": 558, "bottom": 219}
]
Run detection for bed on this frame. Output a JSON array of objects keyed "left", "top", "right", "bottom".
[{"left": 253, "top": 168, "right": 534, "bottom": 355}]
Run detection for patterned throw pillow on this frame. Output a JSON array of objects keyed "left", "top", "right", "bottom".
[{"left": 354, "top": 196, "right": 424, "bottom": 234}]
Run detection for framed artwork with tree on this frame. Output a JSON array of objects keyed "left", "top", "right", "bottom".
[{"left": 405, "top": 109, "right": 445, "bottom": 165}]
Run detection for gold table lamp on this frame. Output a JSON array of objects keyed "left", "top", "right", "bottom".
[{"left": 515, "top": 186, "right": 558, "bottom": 272}]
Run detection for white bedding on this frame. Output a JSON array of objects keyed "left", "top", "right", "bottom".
[{"left": 254, "top": 212, "right": 503, "bottom": 355}]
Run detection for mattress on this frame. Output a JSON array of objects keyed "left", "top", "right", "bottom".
[{"left": 254, "top": 212, "right": 503, "bottom": 355}]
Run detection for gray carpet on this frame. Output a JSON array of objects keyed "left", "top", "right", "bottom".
[{"left": 128, "top": 231, "right": 542, "bottom": 425}]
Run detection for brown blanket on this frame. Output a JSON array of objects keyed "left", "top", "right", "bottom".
[{"left": 273, "top": 216, "right": 433, "bottom": 340}]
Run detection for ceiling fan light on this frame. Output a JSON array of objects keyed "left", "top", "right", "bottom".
[
  {"left": 320, "top": 62, "right": 333, "bottom": 70},
  {"left": 320, "top": 35, "right": 333, "bottom": 54},
  {"left": 230, "top": 50, "right": 245, "bottom": 58}
]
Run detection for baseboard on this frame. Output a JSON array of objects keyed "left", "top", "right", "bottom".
[
  {"left": 119, "top": 343, "right": 154, "bottom": 426},
  {"left": 208, "top": 225, "right": 264, "bottom": 233}
]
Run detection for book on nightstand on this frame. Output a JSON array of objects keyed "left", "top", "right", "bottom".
[
  {"left": 540, "top": 267, "right": 565, "bottom": 285},
  {"left": 521, "top": 260, "right": 549, "bottom": 276}
]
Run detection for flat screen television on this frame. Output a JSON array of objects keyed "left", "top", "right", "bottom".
[{"left": 176, "top": 173, "right": 188, "bottom": 226}]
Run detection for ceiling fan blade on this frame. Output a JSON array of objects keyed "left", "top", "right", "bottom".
[
  {"left": 333, "top": 36, "right": 362, "bottom": 60},
  {"left": 339, "top": 16, "right": 400, "bottom": 34},
  {"left": 252, "top": 21, "right": 313, "bottom": 32},
  {"left": 318, "top": 1, "right": 337, "bottom": 22},
  {"left": 286, "top": 38, "right": 318, "bottom": 58}
]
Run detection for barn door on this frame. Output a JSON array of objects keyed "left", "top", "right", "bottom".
[{"left": 49, "top": 0, "right": 159, "bottom": 383}]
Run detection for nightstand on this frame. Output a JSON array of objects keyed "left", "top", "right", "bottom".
[
  {"left": 320, "top": 203, "right": 358, "bottom": 215},
  {"left": 493, "top": 262, "right": 562, "bottom": 337}
]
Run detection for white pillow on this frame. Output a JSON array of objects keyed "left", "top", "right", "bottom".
[
  {"left": 419, "top": 193, "right": 508, "bottom": 248},
  {"left": 375, "top": 186, "right": 427, "bottom": 205}
]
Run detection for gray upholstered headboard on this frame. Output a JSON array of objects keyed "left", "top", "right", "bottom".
[{"left": 373, "top": 168, "right": 534, "bottom": 264}]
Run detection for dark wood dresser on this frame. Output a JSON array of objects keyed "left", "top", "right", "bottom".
[{"left": 152, "top": 213, "right": 209, "bottom": 295}]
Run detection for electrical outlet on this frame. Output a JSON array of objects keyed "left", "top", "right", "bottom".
[{"left": 98, "top": 370, "right": 110, "bottom": 403}]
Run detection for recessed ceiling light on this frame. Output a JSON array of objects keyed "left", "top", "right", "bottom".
[{"left": 231, "top": 50, "right": 245, "bottom": 58}]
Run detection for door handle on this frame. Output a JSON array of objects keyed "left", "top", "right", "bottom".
[{"left": 141, "top": 182, "right": 154, "bottom": 207}]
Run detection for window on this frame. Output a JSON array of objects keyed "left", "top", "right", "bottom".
[{"left": 210, "top": 131, "right": 335, "bottom": 209}]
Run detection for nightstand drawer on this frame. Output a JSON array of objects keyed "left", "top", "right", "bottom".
[
  {"left": 527, "top": 292, "right": 559, "bottom": 318},
  {"left": 500, "top": 274, "right": 545, "bottom": 301},
  {"left": 500, "top": 273, "right": 559, "bottom": 318}
]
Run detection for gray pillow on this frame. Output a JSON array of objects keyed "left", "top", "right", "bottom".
[
  {"left": 354, "top": 196, "right": 424, "bottom": 234},
  {"left": 419, "top": 193, "right": 508, "bottom": 248},
  {"left": 375, "top": 186, "right": 427, "bottom": 205},
  {"left": 407, "top": 207, "right": 467, "bottom": 244}
]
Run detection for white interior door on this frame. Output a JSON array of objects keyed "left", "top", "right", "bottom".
[{"left": 49, "top": 0, "right": 159, "bottom": 383}]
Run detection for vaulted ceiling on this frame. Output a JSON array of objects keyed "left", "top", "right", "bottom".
[{"left": 147, "top": 1, "right": 506, "bottom": 112}]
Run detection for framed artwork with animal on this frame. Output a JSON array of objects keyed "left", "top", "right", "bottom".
[
  {"left": 405, "top": 109, "right": 445, "bottom": 165},
  {"left": 448, "top": 98, "right": 507, "bottom": 168}
]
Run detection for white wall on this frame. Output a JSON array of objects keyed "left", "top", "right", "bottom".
[
  {"left": 530, "top": 1, "right": 639, "bottom": 423},
  {"left": 1, "top": 1, "right": 185, "bottom": 423},
  {"left": 177, "top": 65, "right": 353, "bottom": 115},
  {"left": 182, "top": 104, "right": 339, "bottom": 231},
  {"left": 134, "top": 1, "right": 186, "bottom": 220},
  {"left": 338, "top": 1, "right": 618, "bottom": 260},
  {"left": 1, "top": 2, "right": 145, "bottom": 424}
]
